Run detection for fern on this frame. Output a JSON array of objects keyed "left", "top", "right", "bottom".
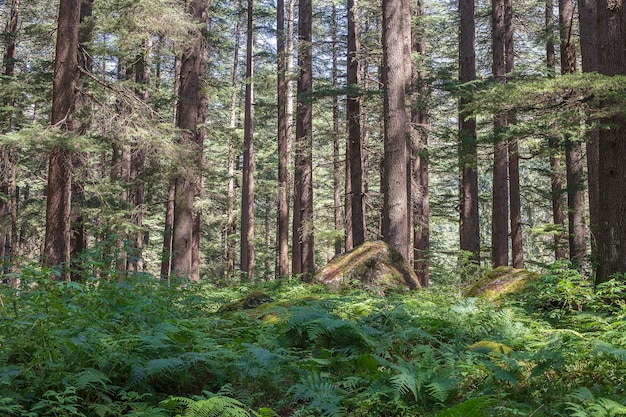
[
  {"left": 566, "top": 388, "right": 626, "bottom": 417},
  {"left": 289, "top": 372, "right": 346, "bottom": 417},
  {"left": 435, "top": 396, "right": 494, "bottom": 417},
  {"left": 162, "top": 395, "right": 253, "bottom": 417}
]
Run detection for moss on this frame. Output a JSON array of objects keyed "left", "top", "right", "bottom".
[
  {"left": 468, "top": 340, "right": 513, "bottom": 355},
  {"left": 465, "top": 266, "right": 538, "bottom": 299},
  {"left": 218, "top": 290, "right": 274, "bottom": 313}
]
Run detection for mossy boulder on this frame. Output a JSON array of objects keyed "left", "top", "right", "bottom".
[
  {"left": 314, "top": 240, "right": 421, "bottom": 294},
  {"left": 218, "top": 290, "right": 274, "bottom": 313},
  {"left": 465, "top": 266, "right": 538, "bottom": 299}
]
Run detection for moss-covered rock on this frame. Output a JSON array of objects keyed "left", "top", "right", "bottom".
[
  {"left": 465, "top": 266, "right": 538, "bottom": 299},
  {"left": 218, "top": 290, "right": 274, "bottom": 313},
  {"left": 468, "top": 340, "right": 513, "bottom": 355},
  {"left": 314, "top": 240, "right": 421, "bottom": 294}
]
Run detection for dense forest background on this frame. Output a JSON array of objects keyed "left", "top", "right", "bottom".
[{"left": 0, "top": 0, "right": 624, "bottom": 285}]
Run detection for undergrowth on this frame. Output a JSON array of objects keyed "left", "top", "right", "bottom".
[{"left": 1, "top": 262, "right": 626, "bottom": 416}]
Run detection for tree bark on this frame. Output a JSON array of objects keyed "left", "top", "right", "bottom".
[
  {"left": 347, "top": 0, "right": 366, "bottom": 248},
  {"left": 227, "top": 1, "right": 243, "bottom": 279},
  {"left": 241, "top": 0, "right": 255, "bottom": 281},
  {"left": 276, "top": 0, "right": 292, "bottom": 277},
  {"left": 171, "top": 0, "right": 208, "bottom": 281},
  {"left": 411, "top": 0, "right": 429, "bottom": 286},
  {"left": 331, "top": 4, "right": 343, "bottom": 256},
  {"left": 293, "top": 0, "right": 314, "bottom": 280},
  {"left": 596, "top": 0, "right": 626, "bottom": 283},
  {"left": 491, "top": 0, "right": 508, "bottom": 268},
  {"left": 559, "top": 0, "right": 587, "bottom": 268},
  {"left": 381, "top": 0, "right": 410, "bottom": 260},
  {"left": 44, "top": 0, "right": 81, "bottom": 278},
  {"left": 577, "top": 0, "right": 599, "bottom": 258},
  {"left": 458, "top": 0, "right": 480, "bottom": 267}
]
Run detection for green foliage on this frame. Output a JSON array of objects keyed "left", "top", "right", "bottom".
[{"left": 3, "top": 262, "right": 626, "bottom": 416}]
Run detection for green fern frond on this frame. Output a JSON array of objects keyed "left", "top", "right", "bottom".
[
  {"left": 435, "top": 396, "right": 494, "bottom": 417},
  {"left": 67, "top": 368, "right": 112, "bottom": 392},
  {"left": 425, "top": 378, "right": 457, "bottom": 402},
  {"left": 162, "top": 395, "right": 252, "bottom": 417}
]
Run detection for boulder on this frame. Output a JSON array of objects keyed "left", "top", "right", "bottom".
[
  {"left": 465, "top": 266, "right": 538, "bottom": 299},
  {"left": 314, "top": 240, "right": 421, "bottom": 294}
]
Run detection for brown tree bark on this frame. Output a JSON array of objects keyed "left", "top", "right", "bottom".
[
  {"left": 241, "top": 0, "right": 256, "bottom": 281},
  {"left": 331, "top": 4, "right": 342, "bottom": 256},
  {"left": 293, "top": 0, "right": 314, "bottom": 280},
  {"left": 458, "top": 0, "right": 480, "bottom": 266},
  {"left": 276, "top": 0, "right": 292, "bottom": 277},
  {"left": 227, "top": 1, "right": 243, "bottom": 279},
  {"left": 577, "top": 0, "right": 599, "bottom": 258},
  {"left": 171, "top": 0, "right": 208, "bottom": 281},
  {"left": 44, "top": 0, "right": 81, "bottom": 277},
  {"left": 546, "top": 0, "right": 567, "bottom": 260},
  {"left": 381, "top": 0, "right": 410, "bottom": 260},
  {"left": 596, "top": 0, "right": 626, "bottom": 283},
  {"left": 559, "top": 0, "right": 587, "bottom": 267},
  {"left": 161, "top": 181, "right": 175, "bottom": 280},
  {"left": 505, "top": 0, "right": 523, "bottom": 269},
  {"left": 411, "top": 0, "right": 429, "bottom": 286},
  {"left": 347, "top": 0, "right": 366, "bottom": 248},
  {"left": 491, "top": 0, "right": 508, "bottom": 268}
]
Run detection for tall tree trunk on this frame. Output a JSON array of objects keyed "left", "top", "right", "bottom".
[
  {"left": 577, "top": 0, "right": 599, "bottom": 259},
  {"left": 381, "top": 0, "right": 410, "bottom": 260},
  {"left": 227, "top": 1, "right": 243, "bottom": 279},
  {"left": 331, "top": 4, "right": 343, "bottom": 256},
  {"left": 559, "top": 0, "right": 586, "bottom": 267},
  {"left": 546, "top": 0, "right": 567, "bottom": 260},
  {"left": 293, "top": 0, "right": 314, "bottom": 279},
  {"left": 505, "top": 0, "right": 523, "bottom": 269},
  {"left": 2, "top": 0, "right": 19, "bottom": 280},
  {"left": 596, "top": 0, "right": 626, "bottom": 283},
  {"left": 276, "top": 0, "right": 292, "bottom": 277},
  {"left": 171, "top": 0, "right": 208, "bottom": 281},
  {"left": 491, "top": 0, "right": 508, "bottom": 268},
  {"left": 161, "top": 181, "right": 175, "bottom": 281},
  {"left": 347, "top": 0, "right": 366, "bottom": 248},
  {"left": 411, "top": 0, "right": 429, "bottom": 286},
  {"left": 458, "top": 0, "right": 480, "bottom": 267},
  {"left": 44, "top": 0, "right": 81, "bottom": 278},
  {"left": 241, "top": 0, "right": 255, "bottom": 281}
]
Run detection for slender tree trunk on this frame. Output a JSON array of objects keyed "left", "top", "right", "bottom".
[
  {"left": 347, "top": 0, "right": 366, "bottom": 248},
  {"left": 381, "top": 0, "right": 410, "bottom": 260},
  {"left": 491, "top": 0, "right": 508, "bottom": 268},
  {"left": 241, "top": 0, "right": 255, "bottom": 281},
  {"left": 577, "top": 0, "right": 599, "bottom": 259},
  {"left": 546, "top": 0, "right": 567, "bottom": 260},
  {"left": 227, "top": 1, "right": 243, "bottom": 279},
  {"left": 265, "top": 198, "right": 272, "bottom": 278},
  {"left": 596, "top": 0, "right": 626, "bottom": 283},
  {"left": 161, "top": 181, "right": 175, "bottom": 281},
  {"left": 293, "top": 0, "right": 314, "bottom": 279},
  {"left": 559, "top": 0, "right": 587, "bottom": 267},
  {"left": 459, "top": 0, "right": 480, "bottom": 267},
  {"left": 505, "top": 0, "right": 523, "bottom": 269},
  {"left": 331, "top": 4, "right": 342, "bottom": 256},
  {"left": 411, "top": 0, "right": 429, "bottom": 286},
  {"left": 276, "top": 0, "right": 291, "bottom": 277},
  {"left": 171, "top": 0, "right": 208, "bottom": 281},
  {"left": 44, "top": 0, "right": 81, "bottom": 278}
]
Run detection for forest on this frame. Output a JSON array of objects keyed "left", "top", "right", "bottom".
[{"left": 2, "top": 0, "right": 626, "bottom": 415}]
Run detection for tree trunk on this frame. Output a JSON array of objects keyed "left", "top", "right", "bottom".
[
  {"left": 578, "top": 0, "right": 599, "bottom": 258},
  {"left": 227, "top": 1, "right": 243, "bottom": 279},
  {"left": 596, "top": 0, "right": 626, "bottom": 283},
  {"left": 491, "top": 0, "right": 508, "bottom": 268},
  {"left": 545, "top": 0, "right": 567, "bottom": 260},
  {"left": 293, "top": 0, "right": 314, "bottom": 280},
  {"left": 347, "top": 0, "right": 366, "bottom": 248},
  {"left": 161, "top": 181, "right": 175, "bottom": 281},
  {"left": 171, "top": 0, "right": 208, "bottom": 281},
  {"left": 458, "top": 0, "right": 480, "bottom": 266},
  {"left": 241, "top": 0, "right": 255, "bottom": 281},
  {"left": 559, "top": 0, "right": 587, "bottom": 268},
  {"left": 331, "top": 4, "right": 343, "bottom": 256},
  {"left": 44, "top": 0, "right": 81, "bottom": 278},
  {"left": 381, "top": 0, "right": 410, "bottom": 260},
  {"left": 276, "top": 0, "right": 291, "bottom": 277}
]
